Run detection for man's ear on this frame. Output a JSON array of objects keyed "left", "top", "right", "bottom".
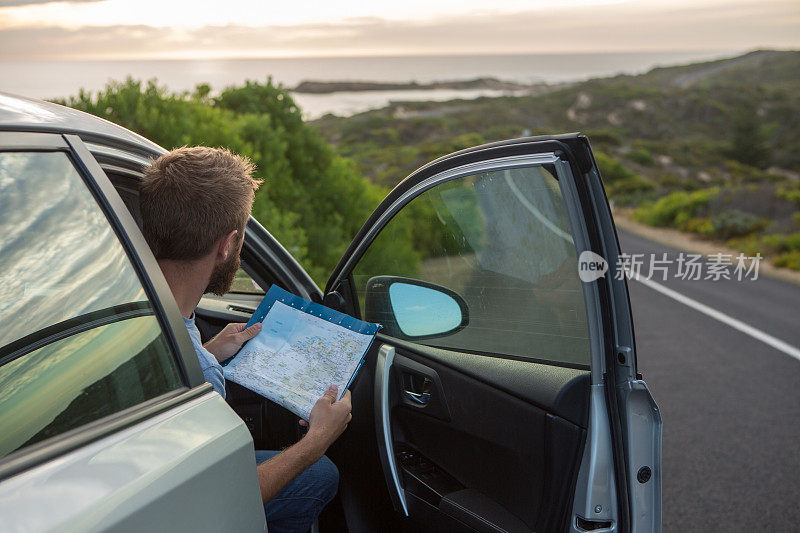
[{"left": 215, "top": 229, "right": 239, "bottom": 263}]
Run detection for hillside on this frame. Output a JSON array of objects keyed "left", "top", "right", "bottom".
[{"left": 313, "top": 50, "right": 800, "bottom": 270}]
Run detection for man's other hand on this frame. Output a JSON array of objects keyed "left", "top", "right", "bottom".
[
  {"left": 203, "top": 322, "right": 261, "bottom": 363},
  {"left": 305, "top": 386, "right": 352, "bottom": 456}
]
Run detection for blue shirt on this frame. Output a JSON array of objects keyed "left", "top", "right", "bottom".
[{"left": 183, "top": 314, "right": 226, "bottom": 398}]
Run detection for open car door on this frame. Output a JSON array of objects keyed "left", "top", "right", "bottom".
[{"left": 322, "top": 134, "right": 661, "bottom": 532}]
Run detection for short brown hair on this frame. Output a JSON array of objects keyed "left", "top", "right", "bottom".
[{"left": 139, "top": 146, "right": 262, "bottom": 261}]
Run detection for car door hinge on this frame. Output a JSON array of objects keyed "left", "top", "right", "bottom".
[{"left": 615, "top": 345, "right": 632, "bottom": 367}]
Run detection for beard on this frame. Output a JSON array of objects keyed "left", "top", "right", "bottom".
[{"left": 205, "top": 253, "right": 241, "bottom": 296}]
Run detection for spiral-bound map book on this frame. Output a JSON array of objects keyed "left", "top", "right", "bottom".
[{"left": 222, "top": 285, "right": 380, "bottom": 420}]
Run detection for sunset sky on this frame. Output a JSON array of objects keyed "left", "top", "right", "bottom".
[{"left": 0, "top": 0, "right": 798, "bottom": 60}]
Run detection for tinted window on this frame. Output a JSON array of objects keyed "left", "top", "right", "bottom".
[
  {"left": 353, "top": 164, "right": 590, "bottom": 366},
  {"left": 230, "top": 268, "right": 265, "bottom": 294},
  {"left": 0, "top": 151, "right": 182, "bottom": 459}
]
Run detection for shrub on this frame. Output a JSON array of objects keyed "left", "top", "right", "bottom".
[
  {"left": 727, "top": 100, "right": 772, "bottom": 169},
  {"left": 678, "top": 217, "right": 713, "bottom": 235},
  {"left": 633, "top": 188, "right": 719, "bottom": 227},
  {"left": 58, "top": 78, "right": 419, "bottom": 284},
  {"left": 629, "top": 147, "right": 655, "bottom": 166},
  {"left": 786, "top": 232, "right": 800, "bottom": 251},
  {"left": 608, "top": 176, "right": 655, "bottom": 196},
  {"left": 586, "top": 129, "right": 622, "bottom": 147},
  {"left": 730, "top": 232, "right": 800, "bottom": 270},
  {"left": 777, "top": 183, "right": 800, "bottom": 205},
  {"left": 723, "top": 160, "right": 770, "bottom": 183},
  {"left": 595, "top": 151, "right": 654, "bottom": 197},
  {"left": 773, "top": 251, "right": 800, "bottom": 270},
  {"left": 595, "top": 151, "right": 637, "bottom": 183},
  {"left": 710, "top": 210, "right": 769, "bottom": 240}
]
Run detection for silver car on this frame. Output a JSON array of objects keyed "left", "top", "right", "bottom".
[{"left": 0, "top": 92, "right": 661, "bottom": 533}]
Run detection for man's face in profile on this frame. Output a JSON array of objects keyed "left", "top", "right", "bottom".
[
  {"left": 206, "top": 252, "right": 240, "bottom": 296},
  {"left": 205, "top": 230, "right": 244, "bottom": 296}
]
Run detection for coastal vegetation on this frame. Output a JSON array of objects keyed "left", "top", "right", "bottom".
[
  {"left": 314, "top": 49, "right": 800, "bottom": 271},
  {"left": 57, "top": 79, "right": 415, "bottom": 283},
  {"left": 57, "top": 49, "right": 800, "bottom": 275}
]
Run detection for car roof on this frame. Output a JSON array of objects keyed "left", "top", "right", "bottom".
[{"left": 0, "top": 92, "right": 165, "bottom": 159}]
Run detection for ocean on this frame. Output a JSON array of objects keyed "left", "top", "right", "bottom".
[{"left": 1, "top": 51, "right": 736, "bottom": 119}]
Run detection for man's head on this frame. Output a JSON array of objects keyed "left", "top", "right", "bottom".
[{"left": 139, "top": 146, "right": 262, "bottom": 296}]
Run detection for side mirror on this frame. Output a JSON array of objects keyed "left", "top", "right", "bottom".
[{"left": 364, "top": 276, "right": 468, "bottom": 340}]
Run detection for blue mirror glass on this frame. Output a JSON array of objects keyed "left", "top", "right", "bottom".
[{"left": 388, "top": 283, "right": 463, "bottom": 337}]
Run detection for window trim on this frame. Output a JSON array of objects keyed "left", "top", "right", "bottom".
[
  {"left": 0, "top": 131, "right": 68, "bottom": 150},
  {"left": 62, "top": 134, "right": 205, "bottom": 388}
]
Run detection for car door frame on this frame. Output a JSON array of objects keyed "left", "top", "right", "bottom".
[
  {"left": 323, "top": 133, "right": 661, "bottom": 533},
  {"left": 0, "top": 131, "right": 265, "bottom": 531}
]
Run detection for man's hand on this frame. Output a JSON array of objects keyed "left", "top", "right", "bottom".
[
  {"left": 304, "top": 385, "right": 352, "bottom": 457},
  {"left": 203, "top": 322, "right": 261, "bottom": 363},
  {"left": 254, "top": 386, "right": 351, "bottom": 503}
]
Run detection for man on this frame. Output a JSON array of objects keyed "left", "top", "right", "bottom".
[{"left": 139, "top": 146, "right": 351, "bottom": 533}]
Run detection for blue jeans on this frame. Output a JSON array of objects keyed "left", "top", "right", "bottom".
[{"left": 255, "top": 451, "right": 339, "bottom": 533}]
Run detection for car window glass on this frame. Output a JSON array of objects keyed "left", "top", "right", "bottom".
[
  {"left": 0, "top": 152, "right": 146, "bottom": 347},
  {"left": 352, "top": 164, "right": 590, "bottom": 367},
  {"left": 229, "top": 268, "right": 265, "bottom": 294},
  {"left": 0, "top": 151, "right": 182, "bottom": 460}
]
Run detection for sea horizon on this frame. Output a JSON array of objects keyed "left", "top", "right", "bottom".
[{"left": 1, "top": 49, "right": 744, "bottom": 118}]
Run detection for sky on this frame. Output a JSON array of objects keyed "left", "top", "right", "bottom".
[{"left": 0, "top": 0, "right": 798, "bottom": 60}]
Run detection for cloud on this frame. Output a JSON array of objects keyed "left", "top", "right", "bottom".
[{"left": 0, "top": 1, "right": 798, "bottom": 60}]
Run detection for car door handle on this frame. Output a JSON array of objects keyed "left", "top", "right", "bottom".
[
  {"left": 395, "top": 356, "right": 451, "bottom": 421},
  {"left": 403, "top": 389, "right": 431, "bottom": 405}
]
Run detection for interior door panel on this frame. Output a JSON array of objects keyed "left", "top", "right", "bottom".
[{"left": 324, "top": 335, "right": 590, "bottom": 532}]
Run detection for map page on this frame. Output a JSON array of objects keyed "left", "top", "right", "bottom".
[{"left": 222, "top": 285, "right": 380, "bottom": 420}]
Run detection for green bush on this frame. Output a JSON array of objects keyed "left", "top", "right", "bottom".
[
  {"left": 628, "top": 147, "right": 655, "bottom": 166},
  {"left": 633, "top": 188, "right": 719, "bottom": 227},
  {"left": 727, "top": 100, "right": 772, "bottom": 169},
  {"left": 723, "top": 160, "right": 770, "bottom": 183},
  {"left": 709, "top": 210, "right": 768, "bottom": 240},
  {"left": 773, "top": 251, "right": 800, "bottom": 270},
  {"left": 594, "top": 151, "right": 654, "bottom": 197},
  {"left": 57, "top": 78, "right": 419, "bottom": 284},
  {"left": 728, "top": 231, "right": 800, "bottom": 271},
  {"left": 727, "top": 235, "right": 763, "bottom": 256},
  {"left": 585, "top": 129, "right": 622, "bottom": 147},
  {"left": 678, "top": 217, "right": 713, "bottom": 235},
  {"left": 595, "top": 151, "right": 637, "bottom": 183},
  {"left": 777, "top": 183, "right": 800, "bottom": 205}
]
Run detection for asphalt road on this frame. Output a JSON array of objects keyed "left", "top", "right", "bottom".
[{"left": 617, "top": 229, "right": 800, "bottom": 532}]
